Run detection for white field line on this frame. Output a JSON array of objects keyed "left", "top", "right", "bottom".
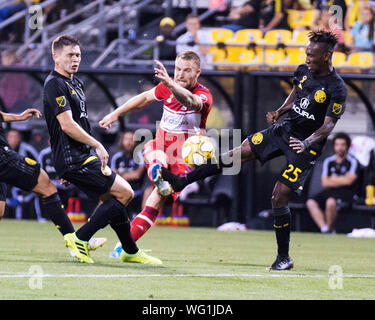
[{"left": 0, "top": 272, "right": 375, "bottom": 279}]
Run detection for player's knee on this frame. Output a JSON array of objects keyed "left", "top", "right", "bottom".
[
  {"left": 271, "top": 193, "right": 287, "bottom": 208},
  {"left": 326, "top": 197, "right": 337, "bottom": 208},
  {"left": 306, "top": 199, "right": 317, "bottom": 209},
  {"left": 118, "top": 186, "right": 134, "bottom": 205}
]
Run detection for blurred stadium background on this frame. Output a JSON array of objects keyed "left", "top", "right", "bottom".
[{"left": 0, "top": 0, "right": 375, "bottom": 234}]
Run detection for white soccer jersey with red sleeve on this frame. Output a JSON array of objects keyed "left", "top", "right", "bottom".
[{"left": 152, "top": 81, "right": 212, "bottom": 136}]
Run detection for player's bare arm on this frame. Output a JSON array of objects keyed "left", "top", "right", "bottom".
[
  {"left": 99, "top": 90, "right": 156, "bottom": 129},
  {"left": 0, "top": 109, "right": 42, "bottom": 122},
  {"left": 289, "top": 116, "right": 338, "bottom": 154},
  {"left": 267, "top": 86, "right": 297, "bottom": 124},
  {"left": 154, "top": 59, "right": 202, "bottom": 111},
  {"left": 57, "top": 110, "right": 109, "bottom": 169}
]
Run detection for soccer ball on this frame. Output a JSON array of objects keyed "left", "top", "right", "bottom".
[{"left": 181, "top": 135, "right": 215, "bottom": 167}]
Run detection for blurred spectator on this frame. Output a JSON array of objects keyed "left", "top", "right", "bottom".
[
  {"left": 0, "top": 50, "right": 33, "bottom": 113},
  {"left": 0, "top": 1, "right": 27, "bottom": 44},
  {"left": 157, "top": 17, "right": 177, "bottom": 61},
  {"left": 350, "top": 5, "right": 375, "bottom": 52},
  {"left": 259, "top": 0, "right": 291, "bottom": 33},
  {"left": 0, "top": 2, "right": 27, "bottom": 23},
  {"left": 312, "top": 0, "right": 347, "bottom": 30},
  {"left": 310, "top": 6, "right": 345, "bottom": 48},
  {"left": 222, "top": 0, "right": 262, "bottom": 32},
  {"left": 306, "top": 132, "right": 359, "bottom": 233},
  {"left": 6, "top": 128, "right": 44, "bottom": 221},
  {"left": 176, "top": 14, "right": 214, "bottom": 69},
  {"left": 110, "top": 131, "right": 152, "bottom": 216}
]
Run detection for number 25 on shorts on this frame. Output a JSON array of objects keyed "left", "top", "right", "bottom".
[{"left": 282, "top": 164, "right": 302, "bottom": 183}]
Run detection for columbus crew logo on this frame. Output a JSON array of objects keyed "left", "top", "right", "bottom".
[
  {"left": 314, "top": 90, "right": 326, "bottom": 103},
  {"left": 251, "top": 132, "right": 263, "bottom": 145}
]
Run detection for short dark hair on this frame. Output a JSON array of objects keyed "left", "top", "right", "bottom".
[
  {"left": 308, "top": 30, "right": 338, "bottom": 52},
  {"left": 333, "top": 132, "right": 351, "bottom": 149},
  {"left": 52, "top": 35, "right": 80, "bottom": 53}
]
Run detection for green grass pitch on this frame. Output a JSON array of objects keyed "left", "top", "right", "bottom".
[{"left": 0, "top": 219, "right": 374, "bottom": 300}]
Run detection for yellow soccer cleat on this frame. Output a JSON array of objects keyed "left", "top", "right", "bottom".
[
  {"left": 120, "top": 249, "right": 162, "bottom": 265},
  {"left": 64, "top": 232, "right": 94, "bottom": 264}
]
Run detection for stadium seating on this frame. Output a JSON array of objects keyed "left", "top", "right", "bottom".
[
  {"left": 260, "top": 29, "right": 292, "bottom": 45},
  {"left": 287, "top": 9, "right": 315, "bottom": 29},
  {"left": 332, "top": 51, "right": 347, "bottom": 67},
  {"left": 209, "top": 28, "right": 234, "bottom": 43}
]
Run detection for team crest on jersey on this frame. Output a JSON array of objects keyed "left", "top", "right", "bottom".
[
  {"left": 167, "top": 94, "right": 174, "bottom": 103},
  {"left": 314, "top": 90, "right": 326, "bottom": 103},
  {"left": 56, "top": 96, "right": 66, "bottom": 107},
  {"left": 251, "top": 132, "right": 263, "bottom": 145},
  {"left": 332, "top": 103, "right": 343, "bottom": 115},
  {"left": 200, "top": 94, "right": 208, "bottom": 103}
]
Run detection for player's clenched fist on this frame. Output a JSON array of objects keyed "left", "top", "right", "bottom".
[
  {"left": 266, "top": 111, "right": 280, "bottom": 124},
  {"left": 99, "top": 112, "right": 118, "bottom": 130}
]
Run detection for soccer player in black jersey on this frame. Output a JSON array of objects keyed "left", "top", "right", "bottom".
[
  {"left": 43, "top": 35, "right": 161, "bottom": 264},
  {"left": 0, "top": 109, "right": 75, "bottom": 231},
  {"left": 160, "top": 31, "right": 347, "bottom": 270}
]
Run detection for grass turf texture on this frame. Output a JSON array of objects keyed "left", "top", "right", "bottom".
[{"left": 0, "top": 219, "right": 374, "bottom": 300}]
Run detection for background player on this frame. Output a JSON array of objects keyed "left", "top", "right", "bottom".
[
  {"left": 43, "top": 35, "right": 161, "bottom": 264},
  {"left": 99, "top": 50, "right": 212, "bottom": 251},
  {"left": 161, "top": 31, "right": 347, "bottom": 270}
]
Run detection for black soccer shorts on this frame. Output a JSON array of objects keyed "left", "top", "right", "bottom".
[
  {"left": 311, "top": 187, "right": 356, "bottom": 209},
  {"left": 0, "top": 146, "right": 40, "bottom": 192},
  {"left": 248, "top": 123, "right": 322, "bottom": 196},
  {"left": 62, "top": 155, "right": 117, "bottom": 200}
]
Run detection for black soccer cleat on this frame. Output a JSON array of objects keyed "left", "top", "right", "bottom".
[
  {"left": 160, "top": 167, "right": 188, "bottom": 192},
  {"left": 267, "top": 255, "right": 294, "bottom": 271}
]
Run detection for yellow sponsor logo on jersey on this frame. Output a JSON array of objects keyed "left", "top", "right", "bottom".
[
  {"left": 56, "top": 96, "right": 66, "bottom": 107},
  {"left": 25, "top": 157, "right": 37, "bottom": 166},
  {"left": 332, "top": 103, "right": 343, "bottom": 115},
  {"left": 314, "top": 90, "right": 326, "bottom": 103},
  {"left": 251, "top": 132, "right": 263, "bottom": 145}
]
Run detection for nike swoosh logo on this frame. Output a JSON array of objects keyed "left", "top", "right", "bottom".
[{"left": 136, "top": 224, "right": 144, "bottom": 231}]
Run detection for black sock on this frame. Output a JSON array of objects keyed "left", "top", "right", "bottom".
[
  {"left": 161, "top": 155, "right": 223, "bottom": 192},
  {"left": 272, "top": 206, "right": 291, "bottom": 257},
  {"left": 110, "top": 211, "right": 138, "bottom": 254},
  {"left": 76, "top": 198, "right": 126, "bottom": 241},
  {"left": 39, "top": 193, "right": 74, "bottom": 236}
]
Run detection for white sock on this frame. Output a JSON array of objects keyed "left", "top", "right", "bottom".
[{"left": 321, "top": 225, "right": 330, "bottom": 233}]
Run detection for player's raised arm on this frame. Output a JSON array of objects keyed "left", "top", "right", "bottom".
[
  {"left": 154, "top": 56, "right": 203, "bottom": 111},
  {"left": 0, "top": 109, "right": 41, "bottom": 122},
  {"left": 267, "top": 86, "right": 297, "bottom": 124},
  {"left": 99, "top": 89, "right": 156, "bottom": 130}
]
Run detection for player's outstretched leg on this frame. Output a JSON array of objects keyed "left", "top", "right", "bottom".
[{"left": 161, "top": 138, "right": 255, "bottom": 192}]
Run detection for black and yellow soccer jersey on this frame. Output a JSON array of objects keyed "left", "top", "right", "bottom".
[
  {"left": 43, "top": 71, "right": 92, "bottom": 176},
  {"left": 284, "top": 63, "right": 347, "bottom": 146}
]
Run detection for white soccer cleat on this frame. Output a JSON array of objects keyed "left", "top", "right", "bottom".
[
  {"left": 88, "top": 237, "right": 108, "bottom": 251},
  {"left": 151, "top": 164, "right": 172, "bottom": 196}
]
